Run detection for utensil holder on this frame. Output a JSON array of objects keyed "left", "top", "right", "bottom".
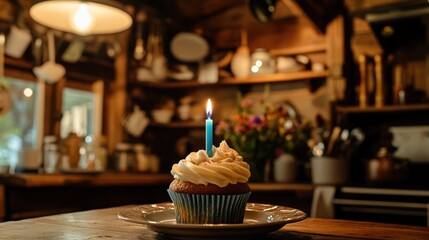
[{"left": 311, "top": 156, "right": 349, "bottom": 184}]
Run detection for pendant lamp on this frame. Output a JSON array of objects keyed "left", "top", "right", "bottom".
[{"left": 29, "top": 0, "right": 133, "bottom": 36}]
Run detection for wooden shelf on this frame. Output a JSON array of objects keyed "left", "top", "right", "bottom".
[
  {"left": 249, "top": 182, "right": 314, "bottom": 192},
  {"left": 149, "top": 121, "right": 205, "bottom": 128},
  {"left": 336, "top": 104, "right": 429, "bottom": 114},
  {"left": 269, "top": 44, "right": 326, "bottom": 56},
  {"left": 131, "top": 70, "right": 328, "bottom": 89},
  {"left": 0, "top": 173, "right": 173, "bottom": 187},
  {"left": 221, "top": 70, "right": 328, "bottom": 85}
]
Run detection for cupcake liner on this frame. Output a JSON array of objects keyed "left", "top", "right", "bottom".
[{"left": 167, "top": 189, "right": 251, "bottom": 224}]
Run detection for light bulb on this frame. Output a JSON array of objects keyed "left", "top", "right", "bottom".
[{"left": 71, "top": 3, "right": 93, "bottom": 34}]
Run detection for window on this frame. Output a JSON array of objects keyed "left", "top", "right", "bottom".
[
  {"left": 61, "top": 80, "right": 104, "bottom": 138},
  {"left": 0, "top": 77, "right": 44, "bottom": 171}
]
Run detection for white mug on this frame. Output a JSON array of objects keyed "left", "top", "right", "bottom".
[{"left": 5, "top": 25, "right": 32, "bottom": 58}]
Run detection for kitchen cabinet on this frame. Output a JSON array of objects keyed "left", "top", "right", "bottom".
[
  {"left": 319, "top": 1, "right": 429, "bottom": 185},
  {"left": 334, "top": 104, "right": 429, "bottom": 183}
]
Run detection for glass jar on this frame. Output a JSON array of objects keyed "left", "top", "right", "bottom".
[
  {"left": 93, "top": 135, "right": 107, "bottom": 171},
  {"left": 115, "top": 143, "right": 135, "bottom": 172},
  {"left": 78, "top": 136, "right": 102, "bottom": 171},
  {"left": 250, "top": 48, "right": 275, "bottom": 75},
  {"left": 134, "top": 144, "right": 151, "bottom": 172},
  {"left": 43, "top": 135, "right": 59, "bottom": 173}
]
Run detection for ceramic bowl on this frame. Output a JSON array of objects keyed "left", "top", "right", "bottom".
[{"left": 152, "top": 109, "right": 174, "bottom": 123}]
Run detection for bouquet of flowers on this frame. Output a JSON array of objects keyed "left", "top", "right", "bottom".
[{"left": 215, "top": 93, "right": 312, "bottom": 181}]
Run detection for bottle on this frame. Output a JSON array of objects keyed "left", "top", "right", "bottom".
[
  {"left": 62, "top": 132, "right": 83, "bottom": 169},
  {"left": 115, "top": 143, "right": 134, "bottom": 172},
  {"left": 43, "top": 135, "right": 59, "bottom": 173},
  {"left": 93, "top": 135, "right": 107, "bottom": 171},
  {"left": 231, "top": 29, "right": 250, "bottom": 79}
]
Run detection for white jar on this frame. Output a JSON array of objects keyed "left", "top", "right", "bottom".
[
  {"left": 134, "top": 144, "right": 151, "bottom": 172},
  {"left": 231, "top": 45, "right": 250, "bottom": 79},
  {"left": 273, "top": 153, "right": 297, "bottom": 182}
]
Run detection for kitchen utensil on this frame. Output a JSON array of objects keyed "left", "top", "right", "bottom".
[
  {"left": 151, "top": 19, "right": 167, "bottom": 80},
  {"left": 326, "top": 126, "right": 341, "bottom": 156},
  {"left": 32, "top": 37, "right": 43, "bottom": 66},
  {"left": 231, "top": 28, "right": 250, "bottom": 79},
  {"left": 341, "top": 128, "right": 365, "bottom": 159},
  {"left": 123, "top": 105, "right": 149, "bottom": 137},
  {"left": 350, "top": 128, "right": 365, "bottom": 145},
  {"left": 312, "top": 141, "right": 325, "bottom": 157},
  {"left": 62, "top": 37, "right": 85, "bottom": 63},
  {"left": 366, "top": 147, "right": 409, "bottom": 182},
  {"left": 170, "top": 32, "right": 209, "bottom": 62},
  {"left": 249, "top": 0, "right": 277, "bottom": 23},
  {"left": 331, "top": 128, "right": 349, "bottom": 157},
  {"left": 133, "top": 9, "right": 146, "bottom": 61},
  {"left": 33, "top": 31, "right": 65, "bottom": 84}
]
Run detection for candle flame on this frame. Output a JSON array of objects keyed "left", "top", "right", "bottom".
[{"left": 206, "top": 98, "right": 212, "bottom": 119}]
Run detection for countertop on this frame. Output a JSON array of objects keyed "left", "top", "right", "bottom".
[
  {"left": 0, "top": 205, "right": 427, "bottom": 239},
  {"left": 0, "top": 173, "right": 315, "bottom": 192}
]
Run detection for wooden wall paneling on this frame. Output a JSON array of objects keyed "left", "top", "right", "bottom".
[
  {"left": 106, "top": 34, "right": 129, "bottom": 155},
  {"left": 0, "top": 185, "right": 4, "bottom": 222},
  {"left": 53, "top": 78, "right": 66, "bottom": 138},
  {"left": 326, "top": 15, "right": 345, "bottom": 103},
  {"left": 42, "top": 83, "right": 54, "bottom": 136},
  {"left": 351, "top": 17, "right": 383, "bottom": 58},
  {"left": 214, "top": 16, "right": 326, "bottom": 52}
]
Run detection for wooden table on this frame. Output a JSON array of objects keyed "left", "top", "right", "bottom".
[{"left": 0, "top": 205, "right": 427, "bottom": 239}]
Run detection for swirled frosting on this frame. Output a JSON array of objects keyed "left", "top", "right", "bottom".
[{"left": 171, "top": 141, "right": 251, "bottom": 187}]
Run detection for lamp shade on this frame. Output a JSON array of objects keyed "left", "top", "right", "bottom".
[{"left": 29, "top": 0, "right": 133, "bottom": 35}]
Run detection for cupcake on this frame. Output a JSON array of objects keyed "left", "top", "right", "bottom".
[{"left": 168, "top": 140, "right": 251, "bottom": 224}]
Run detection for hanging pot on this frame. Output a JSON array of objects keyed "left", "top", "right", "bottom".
[{"left": 249, "top": 0, "right": 277, "bottom": 23}]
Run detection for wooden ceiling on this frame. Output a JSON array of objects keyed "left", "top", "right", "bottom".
[{"left": 130, "top": 0, "right": 302, "bottom": 31}]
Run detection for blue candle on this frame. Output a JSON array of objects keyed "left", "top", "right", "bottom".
[{"left": 206, "top": 99, "right": 213, "bottom": 157}]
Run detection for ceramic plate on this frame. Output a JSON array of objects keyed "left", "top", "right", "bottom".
[
  {"left": 118, "top": 202, "right": 306, "bottom": 240},
  {"left": 170, "top": 32, "right": 209, "bottom": 62}
]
